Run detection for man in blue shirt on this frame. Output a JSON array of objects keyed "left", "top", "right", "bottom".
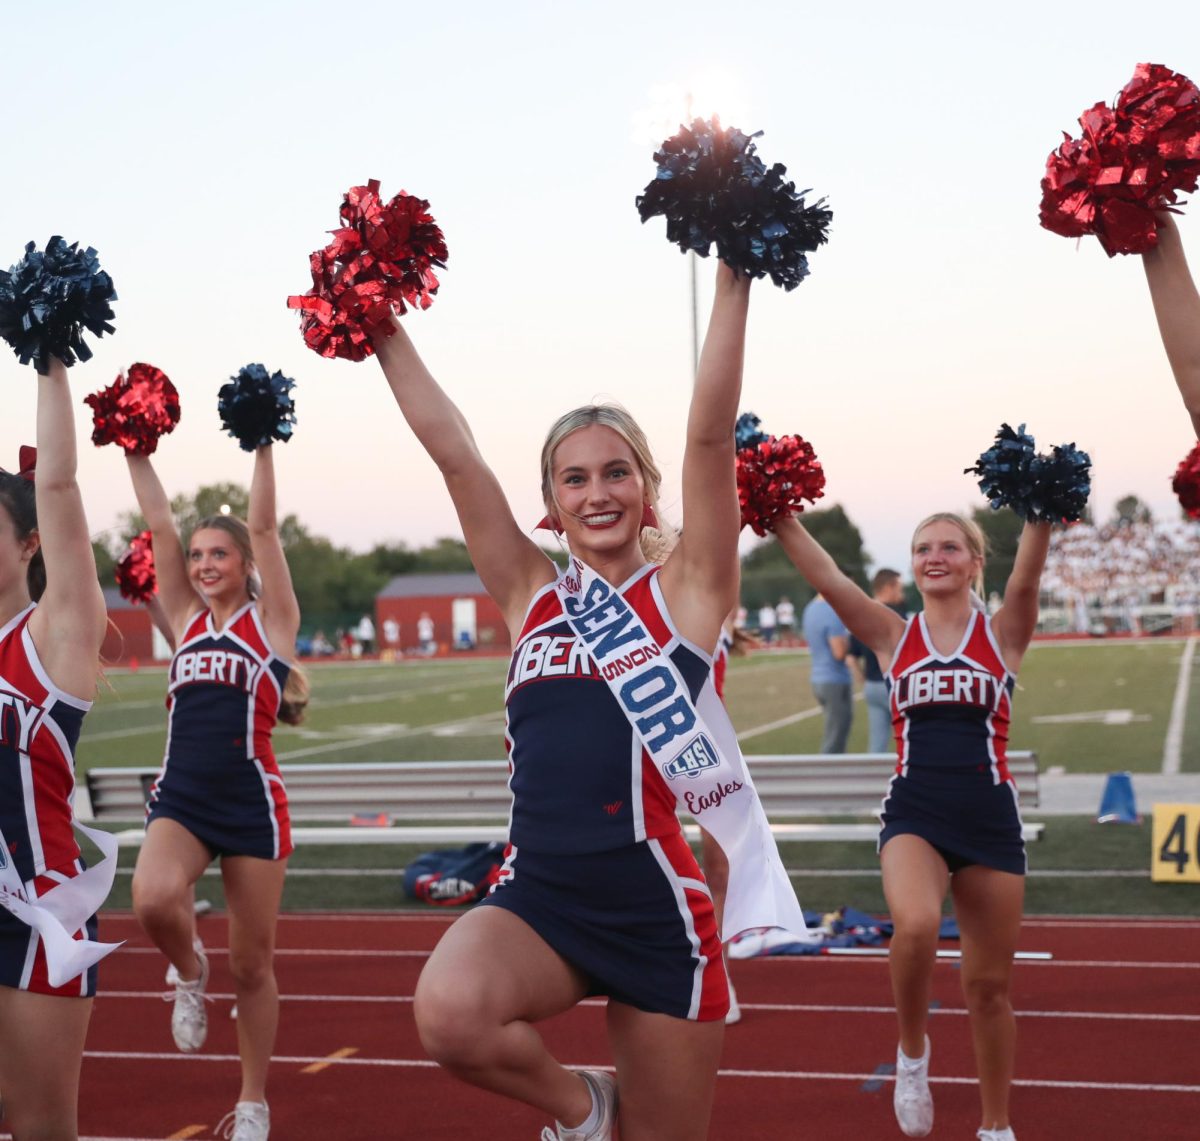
[
  {"left": 802, "top": 593, "right": 853, "bottom": 753},
  {"left": 847, "top": 569, "right": 906, "bottom": 753}
]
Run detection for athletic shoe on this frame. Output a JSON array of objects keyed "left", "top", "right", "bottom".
[
  {"left": 539, "top": 1070, "right": 618, "bottom": 1140},
  {"left": 725, "top": 980, "right": 742, "bottom": 1025},
  {"left": 166, "top": 946, "right": 210, "bottom": 1053},
  {"left": 165, "top": 936, "right": 205, "bottom": 986},
  {"left": 977, "top": 1129, "right": 1016, "bottom": 1141},
  {"left": 893, "top": 1036, "right": 933, "bottom": 1137},
  {"left": 216, "top": 1100, "right": 269, "bottom": 1140}
]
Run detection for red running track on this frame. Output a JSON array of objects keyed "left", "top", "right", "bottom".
[{"left": 23, "top": 912, "right": 1200, "bottom": 1140}]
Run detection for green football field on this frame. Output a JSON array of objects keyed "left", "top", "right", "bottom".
[{"left": 80, "top": 637, "right": 1197, "bottom": 775}]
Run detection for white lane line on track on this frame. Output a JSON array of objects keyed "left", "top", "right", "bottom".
[
  {"left": 1163, "top": 635, "right": 1196, "bottom": 774},
  {"left": 111, "top": 945, "right": 1200, "bottom": 968},
  {"left": 98, "top": 990, "right": 1200, "bottom": 1022},
  {"left": 74, "top": 1052, "right": 1200, "bottom": 1093}
]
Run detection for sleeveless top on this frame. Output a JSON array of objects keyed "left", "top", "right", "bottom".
[
  {"left": 0, "top": 604, "right": 90, "bottom": 881},
  {"left": 159, "top": 602, "right": 290, "bottom": 792},
  {"left": 886, "top": 610, "right": 1015, "bottom": 782},
  {"left": 504, "top": 564, "right": 710, "bottom": 854}
]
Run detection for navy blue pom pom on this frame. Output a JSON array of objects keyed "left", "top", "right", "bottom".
[
  {"left": 1026, "top": 443, "right": 1091, "bottom": 524},
  {"left": 735, "top": 412, "right": 769, "bottom": 451},
  {"left": 0, "top": 237, "right": 117, "bottom": 371},
  {"left": 217, "top": 364, "right": 296, "bottom": 451},
  {"left": 965, "top": 423, "right": 1091, "bottom": 523},
  {"left": 636, "top": 119, "right": 831, "bottom": 290}
]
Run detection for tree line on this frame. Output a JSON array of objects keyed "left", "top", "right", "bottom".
[{"left": 93, "top": 483, "right": 1160, "bottom": 632}]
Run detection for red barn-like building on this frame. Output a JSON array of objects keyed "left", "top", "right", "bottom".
[
  {"left": 375, "top": 572, "right": 508, "bottom": 655},
  {"left": 101, "top": 587, "right": 162, "bottom": 666}
]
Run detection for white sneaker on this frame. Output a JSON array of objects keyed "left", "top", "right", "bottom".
[
  {"left": 539, "top": 1070, "right": 617, "bottom": 1140},
  {"left": 216, "top": 1100, "right": 269, "bottom": 1140},
  {"left": 166, "top": 947, "right": 210, "bottom": 1053},
  {"left": 978, "top": 1129, "right": 1016, "bottom": 1141},
  {"left": 725, "top": 980, "right": 742, "bottom": 1025},
  {"left": 893, "top": 1036, "right": 933, "bottom": 1137}
]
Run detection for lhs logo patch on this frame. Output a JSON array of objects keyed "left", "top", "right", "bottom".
[{"left": 662, "top": 734, "right": 720, "bottom": 780}]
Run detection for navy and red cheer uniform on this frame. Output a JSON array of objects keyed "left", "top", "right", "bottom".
[
  {"left": 484, "top": 564, "right": 728, "bottom": 1021},
  {"left": 0, "top": 604, "right": 98, "bottom": 997},
  {"left": 147, "top": 603, "right": 293, "bottom": 860},
  {"left": 879, "top": 610, "right": 1026, "bottom": 875}
]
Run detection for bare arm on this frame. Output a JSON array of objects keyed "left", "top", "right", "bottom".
[
  {"left": 124, "top": 453, "right": 198, "bottom": 637},
  {"left": 829, "top": 633, "right": 850, "bottom": 662},
  {"left": 1143, "top": 213, "right": 1200, "bottom": 437},
  {"left": 660, "top": 263, "right": 752, "bottom": 650},
  {"left": 248, "top": 446, "right": 300, "bottom": 656},
  {"left": 374, "top": 319, "right": 553, "bottom": 634},
  {"left": 773, "top": 514, "right": 905, "bottom": 661},
  {"left": 992, "top": 521, "right": 1052, "bottom": 670},
  {"left": 26, "top": 359, "right": 106, "bottom": 697}
]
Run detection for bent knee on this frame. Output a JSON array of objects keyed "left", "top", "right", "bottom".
[
  {"left": 414, "top": 979, "right": 497, "bottom": 1067},
  {"left": 131, "top": 874, "right": 189, "bottom": 925}
]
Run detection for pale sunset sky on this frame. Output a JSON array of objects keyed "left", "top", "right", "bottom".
[{"left": 5, "top": 1, "right": 1200, "bottom": 574}]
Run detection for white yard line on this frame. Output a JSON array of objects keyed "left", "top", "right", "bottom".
[
  {"left": 1162, "top": 636, "right": 1196, "bottom": 775},
  {"left": 274, "top": 711, "right": 504, "bottom": 761},
  {"left": 736, "top": 693, "right": 863, "bottom": 742}
]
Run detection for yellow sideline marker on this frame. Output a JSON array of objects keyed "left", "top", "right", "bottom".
[
  {"left": 1151, "top": 804, "right": 1200, "bottom": 883},
  {"left": 167, "top": 1128, "right": 207, "bottom": 1139},
  {"left": 303, "top": 1046, "right": 359, "bottom": 1074}
]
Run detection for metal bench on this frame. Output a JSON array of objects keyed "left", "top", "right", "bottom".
[{"left": 79, "top": 752, "right": 1042, "bottom": 847}]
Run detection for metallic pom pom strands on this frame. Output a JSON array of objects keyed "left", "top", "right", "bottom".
[
  {"left": 218, "top": 364, "right": 297, "bottom": 451},
  {"left": 0, "top": 237, "right": 117, "bottom": 371},
  {"left": 735, "top": 414, "right": 826, "bottom": 536},
  {"left": 115, "top": 530, "right": 156, "bottom": 604},
  {"left": 288, "top": 179, "right": 448, "bottom": 361},
  {"left": 84, "top": 363, "right": 180, "bottom": 456},
  {"left": 966, "top": 423, "right": 1091, "bottom": 523},
  {"left": 1040, "top": 62, "right": 1200, "bottom": 256},
  {"left": 637, "top": 118, "right": 831, "bottom": 289},
  {"left": 1172, "top": 441, "right": 1200, "bottom": 519}
]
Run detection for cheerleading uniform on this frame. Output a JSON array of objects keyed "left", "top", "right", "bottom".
[
  {"left": 0, "top": 604, "right": 98, "bottom": 997},
  {"left": 147, "top": 603, "right": 293, "bottom": 860},
  {"left": 878, "top": 610, "right": 1026, "bottom": 875},
  {"left": 712, "top": 629, "right": 733, "bottom": 701},
  {"left": 484, "top": 564, "right": 728, "bottom": 1021}
]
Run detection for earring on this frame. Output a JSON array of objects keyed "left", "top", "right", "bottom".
[
  {"left": 640, "top": 503, "right": 659, "bottom": 530},
  {"left": 535, "top": 514, "right": 565, "bottom": 535}
]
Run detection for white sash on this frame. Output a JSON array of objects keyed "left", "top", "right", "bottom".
[
  {"left": 0, "top": 819, "right": 122, "bottom": 988},
  {"left": 555, "top": 558, "right": 806, "bottom": 938}
]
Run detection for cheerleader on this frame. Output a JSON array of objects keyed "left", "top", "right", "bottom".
[
  {"left": 0, "top": 358, "right": 108, "bottom": 1139},
  {"left": 373, "top": 261, "right": 798, "bottom": 1141},
  {"left": 773, "top": 510, "right": 1050, "bottom": 1141},
  {"left": 125, "top": 444, "right": 306, "bottom": 1141}
]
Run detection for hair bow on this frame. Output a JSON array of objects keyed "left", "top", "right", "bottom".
[{"left": 1, "top": 445, "right": 36, "bottom": 483}]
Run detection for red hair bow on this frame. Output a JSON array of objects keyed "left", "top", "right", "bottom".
[{"left": 1, "top": 445, "right": 36, "bottom": 483}]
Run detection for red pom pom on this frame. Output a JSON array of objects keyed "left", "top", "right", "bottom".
[
  {"left": 1040, "top": 63, "right": 1200, "bottom": 256},
  {"left": 1173, "top": 441, "right": 1200, "bottom": 518},
  {"left": 115, "top": 530, "right": 156, "bottom": 603},
  {"left": 287, "top": 179, "right": 449, "bottom": 361},
  {"left": 736, "top": 434, "right": 826, "bottom": 537},
  {"left": 84, "top": 363, "right": 180, "bottom": 455}
]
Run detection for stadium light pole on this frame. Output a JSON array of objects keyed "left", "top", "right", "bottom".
[{"left": 635, "top": 76, "right": 747, "bottom": 380}]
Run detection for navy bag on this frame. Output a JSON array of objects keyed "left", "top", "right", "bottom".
[{"left": 402, "top": 842, "right": 507, "bottom": 906}]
